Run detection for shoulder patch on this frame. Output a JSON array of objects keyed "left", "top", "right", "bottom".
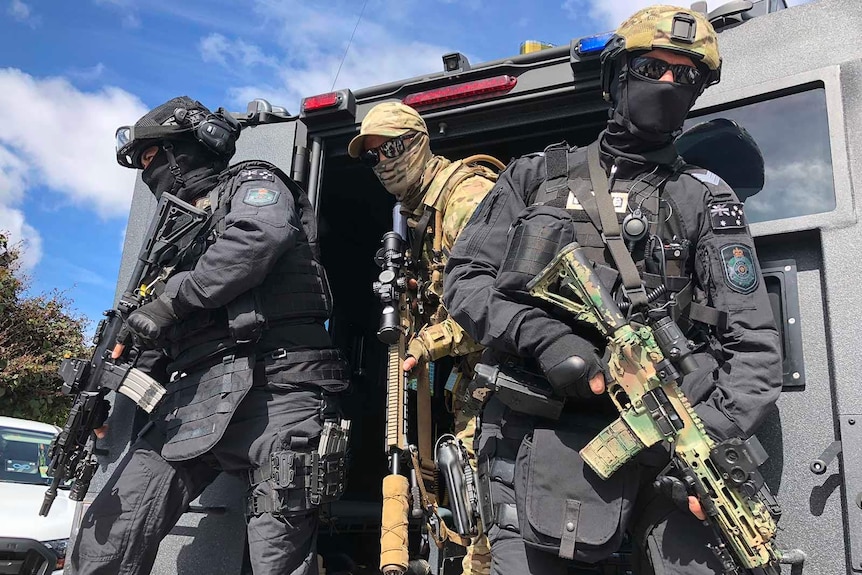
[
  {"left": 238, "top": 168, "right": 275, "bottom": 182},
  {"left": 709, "top": 201, "right": 747, "bottom": 231},
  {"left": 720, "top": 244, "right": 758, "bottom": 294},
  {"left": 243, "top": 187, "right": 280, "bottom": 207},
  {"left": 690, "top": 170, "right": 721, "bottom": 186}
]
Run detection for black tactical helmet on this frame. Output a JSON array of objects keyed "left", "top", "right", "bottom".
[{"left": 115, "top": 96, "right": 241, "bottom": 169}]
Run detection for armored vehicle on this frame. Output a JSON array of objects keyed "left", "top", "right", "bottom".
[{"left": 68, "top": 0, "right": 862, "bottom": 573}]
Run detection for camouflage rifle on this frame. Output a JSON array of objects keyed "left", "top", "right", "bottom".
[
  {"left": 40, "top": 193, "right": 207, "bottom": 516},
  {"left": 526, "top": 242, "right": 781, "bottom": 575}
]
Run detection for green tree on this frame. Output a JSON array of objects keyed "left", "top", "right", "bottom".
[{"left": 0, "top": 234, "right": 88, "bottom": 425}]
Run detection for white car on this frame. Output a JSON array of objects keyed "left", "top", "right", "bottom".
[{"left": 0, "top": 416, "right": 74, "bottom": 575}]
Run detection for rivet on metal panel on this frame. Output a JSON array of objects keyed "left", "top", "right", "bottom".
[
  {"left": 788, "top": 318, "right": 796, "bottom": 324},
  {"left": 851, "top": 419, "right": 857, "bottom": 425},
  {"left": 792, "top": 372, "right": 801, "bottom": 380},
  {"left": 784, "top": 265, "right": 791, "bottom": 272}
]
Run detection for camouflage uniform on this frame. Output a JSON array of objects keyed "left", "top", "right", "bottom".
[{"left": 350, "top": 102, "right": 495, "bottom": 575}]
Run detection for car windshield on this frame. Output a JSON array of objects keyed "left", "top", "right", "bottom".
[{"left": 0, "top": 426, "right": 56, "bottom": 486}]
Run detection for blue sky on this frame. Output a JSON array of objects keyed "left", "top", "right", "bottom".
[{"left": 0, "top": 0, "right": 811, "bottom": 332}]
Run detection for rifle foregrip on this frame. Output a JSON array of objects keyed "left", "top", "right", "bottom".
[
  {"left": 580, "top": 417, "right": 645, "bottom": 480},
  {"left": 380, "top": 474, "right": 409, "bottom": 575}
]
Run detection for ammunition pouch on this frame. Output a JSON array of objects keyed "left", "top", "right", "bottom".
[
  {"left": 496, "top": 205, "right": 578, "bottom": 301},
  {"left": 247, "top": 418, "right": 350, "bottom": 517},
  {"left": 514, "top": 421, "right": 640, "bottom": 562}
]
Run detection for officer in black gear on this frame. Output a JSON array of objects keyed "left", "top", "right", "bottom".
[
  {"left": 443, "top": 7, "right": 781, "bottom": 575},
  {"left": 69, "top": 96, "right": 351, "bottom": 575}
]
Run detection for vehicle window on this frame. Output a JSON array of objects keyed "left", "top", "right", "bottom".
[
  {"left": 0, "top": 426, "right": 55, "bottom": 486},
  {"left": 685, "top": 87, "right": 835, "bottom": 224}
]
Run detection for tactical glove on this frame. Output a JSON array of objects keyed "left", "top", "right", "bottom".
[
  {"left": 126, "top": 295, "right": 181, "bottom": 348},
  {"left": 544, "top": 351, "right": 609, "bottom": 398}
]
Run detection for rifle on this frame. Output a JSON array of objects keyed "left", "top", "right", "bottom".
[
  {"left": 526, "top": 242, "right": 781, "bottom": 575},
  {"left": 375, "top": 204, "right": 464, "bottom": 575},
  {"left": 40, "top": 193, "right": 207, "bottom": 516}
]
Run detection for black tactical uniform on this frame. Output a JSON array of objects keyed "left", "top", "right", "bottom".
[
  {"left": 69, "top": 97, "right": 350, "bottom": 575},
  {"left": 442, "top": 9, "right": 782, "bottom": 574}
]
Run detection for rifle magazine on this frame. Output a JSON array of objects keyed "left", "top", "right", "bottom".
[{"left": 580, "top": 417, "right": 645, "bottom": 479}]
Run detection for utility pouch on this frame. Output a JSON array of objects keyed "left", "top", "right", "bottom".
[
  {"left": 514, "top": 421, "right": 640, "bottom": 562},
  {"left": 226, "top": 290, "right": 265, "bottom": 344},
  {"left": 495, "top": 205, "right": 578, "bottom": 300},
  {"left": 160, "top": 354, "right": 255, "bottom": 461}
]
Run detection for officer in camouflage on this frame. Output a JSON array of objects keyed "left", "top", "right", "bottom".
[
  {"left": 348, "top": 101, "right": 497, "bottom": 575},
  {"left": 69, "top": 96, "right": 351, "bottom": 575},
  {"left": 443, "top": 6, "right": 781, "bottom": 575}
]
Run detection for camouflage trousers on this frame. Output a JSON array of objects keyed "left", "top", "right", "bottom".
[{"left": 454, "top": 404, "right": 491, "bottom": 575}]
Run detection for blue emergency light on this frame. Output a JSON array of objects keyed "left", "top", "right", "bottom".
[{"left": 576, "top": 32, "right": 614, "bottom": 55}]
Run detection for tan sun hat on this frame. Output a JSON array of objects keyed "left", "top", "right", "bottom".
[{"left": 347, "top": 102, "right": 428, "bottom": 158}]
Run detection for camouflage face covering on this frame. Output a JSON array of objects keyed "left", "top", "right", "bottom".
[{"left": 373, "top": 132, "right": 432, "bottom": 203}]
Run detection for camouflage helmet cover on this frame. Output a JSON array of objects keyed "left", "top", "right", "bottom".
[
  {"left": 614, "top": 5, "right": 721, "bottom": 72},
  {"left": 347, "top": 102, "right": 428, "bottom": 158}
]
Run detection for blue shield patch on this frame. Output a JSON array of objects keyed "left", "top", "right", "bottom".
[
  {"left": 720, "top": 244, "right": 758, "bottom": 294},
  {"left": 243, "top": 187, "right": 279, "bottom": 207}
]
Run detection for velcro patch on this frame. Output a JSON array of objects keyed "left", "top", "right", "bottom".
[
  {"left": 720, "top": 244, "right": 758, "bottom": 294},
  {"left": 238, "top": 169, "right": 275, "bottom": 182},
  {"left": 243, "top": 187, "right": 280, "bottom": 206},
  {"left": 709, "top": 202, "right": 747, "bottom": 231},
  {"left": 691, "top": 170, "right": 721, "bottom": 186}
]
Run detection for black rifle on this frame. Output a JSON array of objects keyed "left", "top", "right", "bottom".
[{"left": 40, "top": 193, "right": 207, "bottom": 516}]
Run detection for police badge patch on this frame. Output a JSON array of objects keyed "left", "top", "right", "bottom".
[
  {"left": 709, "top": 202, "right": 746, "bottom": 231},
  {"left": 720, "top": 244, "right": 758, "bottom": 294},
  {"left": 243, "top": 187, "right": 280, "bottom": 206}
]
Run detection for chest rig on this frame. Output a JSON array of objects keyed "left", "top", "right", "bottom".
[
  {"left": 409, "top": 156, "right": 502, "bottom": 323},
  {"left": 532, "top": 142, "right": 721, "bottom": 328}
]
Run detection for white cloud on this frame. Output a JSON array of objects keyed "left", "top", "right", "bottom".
[
  {"left": 0, "top": 145, "right": 40, "bottom": 270},
  {"left": 200, "top": 1, "right": 454, "bottom": 113},
  {"left": 0, "top": 68, "right": 148, "bottom": 218},
  {"left": 0, "top": 69, "right": 147, "bottom": 268},
  {"left": 8, "top": 0, "right": 39, "bottom": 27},
  {"left": 566, "top": 0, "right": 660, "bottom": 29}
]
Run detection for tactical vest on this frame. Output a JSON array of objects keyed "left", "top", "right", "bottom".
[
  {"left": 156, "top": 160, "right": 348, "bottom": 462},
  {"left": 527, "top": 142, "right": 721, "bottom": 330},
  {"left": 411, "top": 157, "right": 500, "bottom": 319},
  {"left": 168, "top": 159, "right": 333, "bottom": 358}
]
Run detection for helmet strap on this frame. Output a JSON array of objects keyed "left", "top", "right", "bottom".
[{"left": 162, "top": 142, "right": 186, "bottom": 195}]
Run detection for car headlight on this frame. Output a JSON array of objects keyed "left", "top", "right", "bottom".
[{"left": 41, "top": 538, "right": 68, "bottom": 569}]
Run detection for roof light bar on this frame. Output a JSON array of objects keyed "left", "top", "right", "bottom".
[
  {"left": 403, "top": 75, "right": 517, "bottom": 110},
  {"left": 576, "top": 32, "right": 614, "bottom": 55}
]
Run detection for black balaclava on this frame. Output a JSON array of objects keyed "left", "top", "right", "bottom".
[
  {"left": 141, "top": 138, "right": 227, "bottom": 203},
  {"left": 602, "top": 52, "right": 701, "bottom": 168}
]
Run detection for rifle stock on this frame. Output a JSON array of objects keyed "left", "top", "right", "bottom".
[{"left": 527, "top": 242, "right": 781, "bottom": 574}]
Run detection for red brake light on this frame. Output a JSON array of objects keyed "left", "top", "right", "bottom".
[
  {"left": 302, "top": 92, "right": 341, "bottom": 113},
  {"left": 403, "top": 75, "right": 517, "bottom": 110}
]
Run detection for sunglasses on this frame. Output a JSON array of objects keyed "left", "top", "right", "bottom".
[
  {"left": 629, "top": 56, "right": 703, "bottom": 86},
  {"left": 360, "top": 133, "right": 416, "bottom": 167}
]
